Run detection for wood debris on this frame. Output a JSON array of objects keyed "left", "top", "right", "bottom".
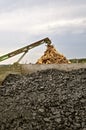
[{"left": 36, "top": 45, "right": 70, "bottom": 64}]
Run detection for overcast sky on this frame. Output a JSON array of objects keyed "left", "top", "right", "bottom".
[{"left": 0, "top": 0, "right": 86, "bottom": 64}]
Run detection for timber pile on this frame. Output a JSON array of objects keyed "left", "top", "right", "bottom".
[{"left": 36, "top": 45, "right": 70, "bottom": 64}]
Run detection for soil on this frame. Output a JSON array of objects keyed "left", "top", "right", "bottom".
[{"left": 0, "top": 68, "right": 86, "bottom": 130}]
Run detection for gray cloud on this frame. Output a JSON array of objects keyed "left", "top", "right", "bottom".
[
  {"left": 0, "top": 0, "right": 86, "bottom": 64},
  {"left": 0, "top": 0, "right": 86, "bottom": 13}
]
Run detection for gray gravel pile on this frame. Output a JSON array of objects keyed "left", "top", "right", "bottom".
[{"left": 0, "top": 68, "right": 86, "bottom": 130}]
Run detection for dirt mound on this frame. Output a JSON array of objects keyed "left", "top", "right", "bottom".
[
  {"left": 0, "top": 68, "right": 86, "bottom": 130},
  {"left": 36, "top": 45, "right": 70, "bottom": 64}
]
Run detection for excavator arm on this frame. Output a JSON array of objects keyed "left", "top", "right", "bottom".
[{"left": 0, "top": 37, "right": 51, "bottom": 63}]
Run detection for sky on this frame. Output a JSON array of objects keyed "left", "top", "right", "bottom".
[{"left": 0, "top": 0, "right": 86, "bottom": 64}]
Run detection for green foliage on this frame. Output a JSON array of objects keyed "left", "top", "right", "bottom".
[{"left": 70, "top": 58, "right": 86, "bottom": 63}]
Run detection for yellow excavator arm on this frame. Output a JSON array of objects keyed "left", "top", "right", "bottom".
[{"left": 0, "top": 37, "right": 51, "bottom": 63}]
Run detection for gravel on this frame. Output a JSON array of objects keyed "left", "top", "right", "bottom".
[{"left": 0, "top": 68, "right": 86, "bottom": 130}]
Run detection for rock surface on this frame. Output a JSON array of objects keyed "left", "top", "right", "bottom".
[{"left": 0, "top": 68, "right": 86, "bottom": 130}]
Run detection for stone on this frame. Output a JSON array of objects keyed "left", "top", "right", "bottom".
[{"left": 0, "top": 68, "right": 86, "bottom": 130}]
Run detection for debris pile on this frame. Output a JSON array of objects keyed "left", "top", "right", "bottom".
[
  {"left": 36, "top": 45, "right": 70, "bottom": 64},
  {"left": 0, "top": 68, "right": 86, "bottom": 130}
]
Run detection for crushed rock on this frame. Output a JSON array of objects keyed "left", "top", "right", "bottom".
[{"left": 0, "top": 68, "right": 86, "bottom": 130}]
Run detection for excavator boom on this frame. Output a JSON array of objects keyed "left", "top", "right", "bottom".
[{"left": 0, "top": 37, "right": 51, "bottom": 63}]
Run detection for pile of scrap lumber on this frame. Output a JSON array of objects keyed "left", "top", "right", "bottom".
[{"left": 36, "top": 45, "right": 70, "bottom": 64}]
